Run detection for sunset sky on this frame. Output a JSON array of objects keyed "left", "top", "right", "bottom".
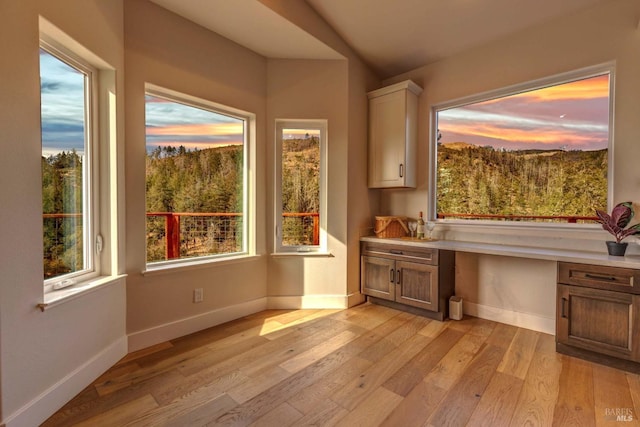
[
  {"left": 40, "top": 49, "right": 86, "bottom": 157},
  {"left": 145, "top": 95, "right": 244, "bottom": 152},
  {"left": 437, "top": 74, "right": 610, "bottom": 151},
  {"left": 41, "top": 48, "right": 609, "bottom": 157},
  {"left": 40, "top": 48, "right": 245, "bottom": 156}
]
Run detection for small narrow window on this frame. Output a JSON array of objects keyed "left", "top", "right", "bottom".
[
  {"left": 275, "top": 120, "right": 327, "bottom": 253},
  {"left": 40, "top": 44, "right": 97, "bottom": 289},
  {"left": 145, "top": 86, "right": 252, "bottom": 266}
]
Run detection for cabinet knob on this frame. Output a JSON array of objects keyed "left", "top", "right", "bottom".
[
  {"left": 399, "top": 164, "right": 404, "bottom": 178},
  {"left": 390, "top": 269, "right": 395, "bottom": 283}
]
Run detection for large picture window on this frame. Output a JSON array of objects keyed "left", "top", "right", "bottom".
[
  {"left": 274, "top": 120, "right": 327, "bottom": 253},
  {"left": 433, "top": 66, "right": 612, "bottom": 224},
  {"left": 145, "top": 87, "right": 251, "bottom": 265},
  {"left": 40, "top": 43, "right": 97, "bottom": 289}
]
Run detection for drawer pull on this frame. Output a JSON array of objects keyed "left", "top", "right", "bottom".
[
  {"left": 584, "top": 273, "right": 617, "bottom": 282},
  {"left": 390, "top": 269, "right": 395, "bottom": 283},
  {"left": 390, "top": 249, "right": 404, "bottom": 255},
  {"left": 561, "top": 297, "right": 568, "bottom": 318}
]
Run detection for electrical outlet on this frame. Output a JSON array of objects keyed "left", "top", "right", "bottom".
[{"left": 193, "top": 288, "right": 204, "bottom": 303}]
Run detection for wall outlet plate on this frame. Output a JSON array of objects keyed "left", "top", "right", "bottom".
[{"left": 193, "top": 288, "right": 204, "bottom": 303}]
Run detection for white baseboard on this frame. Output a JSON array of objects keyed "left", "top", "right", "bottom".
[
  {"left": 4, "top": 336, "right": 127, "bottom": 427},
  {"left": 267, "top": 294, "right": 359, "bottom": 309},
  {"left": 463, "top": 301, "right": 555, "bottom": 335},
  {"left": 128, "top": 294, "right": 364, "bottom": 353},
  {"left": 127, "top": 297, "right": 268, "bottom": 352}
]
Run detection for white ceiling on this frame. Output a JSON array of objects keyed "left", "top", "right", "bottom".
[
  {"left": 150, "top": 0, "right": 609, "bottom": 78},
  {"left": 149, "top": 0, "right": 343, "bottom": 60}
]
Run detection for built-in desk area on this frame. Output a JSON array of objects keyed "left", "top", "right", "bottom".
[
  {"left": 360, "top": 236, "right": 640, "bottom": 372},
  {"left": 360, "top": 236, "right": 640, "bottom": 269}
]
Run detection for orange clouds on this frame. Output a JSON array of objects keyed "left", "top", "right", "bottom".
[
  {"left": 483, "top": 74, "right": 609, "bottom": 106},
  {"left": 438, "top": 122, "right": 598, "bottom": 146},
  {"left": 438, "top": 73, "right": 610, "bottom": 150},
  {"left": 146, "top": 123, "right": 243, "bottom": 137}
]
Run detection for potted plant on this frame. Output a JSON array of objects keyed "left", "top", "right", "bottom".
[{"left": 595, "top": 202, "right": 640, "bottom": 256}]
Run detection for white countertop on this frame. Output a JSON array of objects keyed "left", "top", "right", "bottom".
[{"left": 360, "top": 236, "right": 640, "bottom": 269}]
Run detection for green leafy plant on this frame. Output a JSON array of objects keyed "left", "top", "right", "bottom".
[{"left": 595, "top": 202, "right": 640, "bottom": 243}]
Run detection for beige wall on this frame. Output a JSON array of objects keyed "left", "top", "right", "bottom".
[
  {"left": 0, "top": 1, "right": 127, "bottom": 425},
  {"left": 0, "top": 0, "right": 377, "bottom": 423},
  {"left": 380, "top": 0, "right": 640, "bottom": 330},
  {"left": 124, "top": 0, "right": 269, "bottom": 342},
  {"left": 261, "top": 0, "right": 381, "bottom": 302},
  {"left": 266, "top": 59, "right": 350, "bottom": 301},
  {"left": 347, "top": 58, "right": 382, "bottom": 297}
]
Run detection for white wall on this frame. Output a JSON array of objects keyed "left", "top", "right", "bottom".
[
  {"left": 0, "top": 0, "right": 380, "bottom": 423},
  {"left": 261, "top": 0, "right": 381, "bottom": 305},
  {"left": 0, "top": 1, "right": 127, "bottom": 425},
  {"left": 266, "top": 59, "right": 352, "bottom": 306},
  {"left": 380, "top": 0, "right": 640, "bottom": 332},
  {"left": 124, "top": 0, "right": 270, "bottom": 351}
]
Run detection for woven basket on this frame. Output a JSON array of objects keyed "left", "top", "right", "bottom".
[{"left": 374, "top": 216, "right": 409, "bottom": 238}]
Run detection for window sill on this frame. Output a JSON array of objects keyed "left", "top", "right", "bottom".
[
  {"left": 270, "top": 251, "right": 334, "bottom": 258},
  {"left": 39, "top": 274, "right": 127, "bottom": 311},
  {"left": 142, "top": 254, "right": 263, "bottom": 276}
]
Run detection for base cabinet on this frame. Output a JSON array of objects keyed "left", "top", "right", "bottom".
[
  {"left": 557, "top": 262, "right": 640, "bottom": 370},
  {"left": 361, "top": 242, "right": 454, "bottom": 320},
  {"left": 361, "top": 256, "right": 396, "bottom": 300}
]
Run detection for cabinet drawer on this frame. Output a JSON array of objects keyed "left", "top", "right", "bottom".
[
  {"left": 361, "top": 242, "right": 438, "bottom": 265},
  {"left": 558, "top": 262, "right": 640, "bottom": 294}
]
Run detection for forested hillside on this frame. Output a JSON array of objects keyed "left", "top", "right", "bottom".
[
  {"left": 146, "top": 145, "right": 243, "bottom": 214},
  {"left": 144, "top": 139, "right": 319, "bottom": 259},
  {"left": 42, "top": 151, "right": 83, "bottom": 279},
  {"left": 281, "top": 136, "right": 320, "bottom": 245},
  {"left": 437, "top": 143, "right": 607, "bottom": 220}
]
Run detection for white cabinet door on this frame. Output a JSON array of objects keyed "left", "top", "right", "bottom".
[
  {"left": 369, "top": 91, "right": 406, "bottom": 187},
  {"left": 367, "top": 80, "right": 421, "bottom": 188}
]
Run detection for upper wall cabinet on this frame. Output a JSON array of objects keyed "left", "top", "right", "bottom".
[{"left": 367, "top": 80, "right": 423, "bottom": 188}]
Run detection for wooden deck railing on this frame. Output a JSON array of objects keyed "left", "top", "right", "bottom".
[
  {"left": 437, "top": 212, "right": 599, "bottom": 223},
  {"left": 146, "top": 212, "right": 319, "bottom": 260}
]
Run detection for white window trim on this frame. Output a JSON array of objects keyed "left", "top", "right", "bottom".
[
  {"left": 428, "top": 62, "right": 615, "bottom": 235},
  {"left": 144, "top": 84, "right": 256, "bottom": 270},
  {"left": 38, "top": 17, "right": 121, "bottom": 304},
  {"left": 40, "top": 39, "right": 101, "bottom": 293},
  {"left": 274, "top": 119, "right": 328, "bottom": 254}
]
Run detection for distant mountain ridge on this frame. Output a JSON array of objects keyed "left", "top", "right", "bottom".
[{"left": 440, "top": 141, "right": 477, "bottom": 150}]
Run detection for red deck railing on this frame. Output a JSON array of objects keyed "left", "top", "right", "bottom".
[
  {"left": 437, "top": 212, "right": 599, "bottom": 223},
  {"left": 43, "top": 212, "right": 320, "bottom": 269},
  {"left": 146, "top": 212, "right": 319, "bottom": 260}
]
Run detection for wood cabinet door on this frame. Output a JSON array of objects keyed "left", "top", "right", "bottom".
[
  {"left": 396, "top": 260, "right": 438, "bottom": 312},
  {"left": 361, "top": 256, "right": 396, "bottom": 301},
  {"left": 557, "top": 284, "right": 640, "bottom": 361}
]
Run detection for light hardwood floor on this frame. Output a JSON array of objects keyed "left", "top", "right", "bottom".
[{"left": 43, "top": 303, "right": 640, "bottom": 426}]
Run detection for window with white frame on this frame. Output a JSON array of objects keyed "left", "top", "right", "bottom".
[
  {"left": 274, "top": 120, "right": 327, "bottom": 253},
  {"left": 40, "top": 42, "right": 99, "bottom": 291},
  {"left": 145, "top": 86, "right": 253, "bottom": 266},
  {"left": 432, "top": 65, "right": 613, "bottom": 225}
]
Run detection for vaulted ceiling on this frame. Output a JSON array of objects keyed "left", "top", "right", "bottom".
[{"left": 150, "top": 0, "right": 611, "bottom": 78}]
